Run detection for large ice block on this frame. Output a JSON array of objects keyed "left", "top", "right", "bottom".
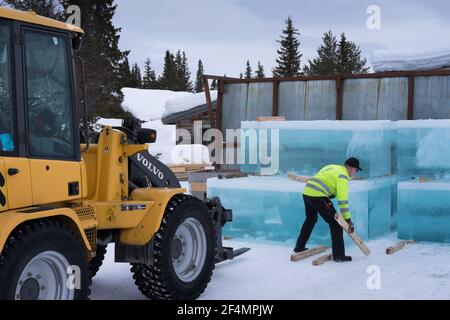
[
  {"left": 240, "top": 121, "right": 394, "bottom": 179},
  {"left": 207, "top": 176, "right": 392, "bottom": 246},
  {"left": 398, "top": 180, "right": 450, "bottom": 243},
  {"left": 397, "top": 120, "right": 450, "bottom": 178}
]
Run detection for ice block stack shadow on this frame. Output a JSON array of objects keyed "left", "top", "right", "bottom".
[
  {"left": 208, "top": 121, "right": 398, "bottom": 246},
  {"left": 397, "top": 120, "right": 450, "bottom": 243}
]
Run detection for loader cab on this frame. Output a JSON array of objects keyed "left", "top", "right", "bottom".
[{"left": 0, "top": 10, "right": 85, "bottom": 211}]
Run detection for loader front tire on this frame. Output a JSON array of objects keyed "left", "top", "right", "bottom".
[
  {"left": 131, "top": 194, "right": 216, "bottom": 300},
  {"left": 0, "top": 220, "right": 90, "bottom": 300},
  {"left": 89, "top": 244, "right": 107, "bottom": 279}
]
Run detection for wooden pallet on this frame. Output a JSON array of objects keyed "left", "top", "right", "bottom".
[
  {"left": 386, "top": 240, "right": 416, "bottom": 255},
  {"left": 290, "top": 246, "right": 329, "bottom": 262},
  {"left": 312, "top": 254, "right": 333, "bottom": 266},
  {"left": 335, "top": 214, "right": 371, "bottom": 256}
]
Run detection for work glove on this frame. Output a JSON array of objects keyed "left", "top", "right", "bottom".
[{"left": 346, "top": 219, "right": 355, "bottom": 234}]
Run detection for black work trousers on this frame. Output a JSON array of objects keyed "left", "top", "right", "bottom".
[{"left": 295, "top": 195, "right": 345, "bottom": 257}]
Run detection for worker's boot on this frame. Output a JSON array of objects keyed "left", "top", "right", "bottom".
[
  {"left": 293, "top": 247, "right": 309, "bottom": 253},
  {"left": 333, "top": 255, "right": 352, "bottom": 262}
]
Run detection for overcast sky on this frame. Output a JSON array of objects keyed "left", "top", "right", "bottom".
[{"left": 113, "top": 0, "right": 450, "bottom": 78}]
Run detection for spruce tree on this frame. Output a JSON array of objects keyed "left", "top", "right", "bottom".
[
  {"left": 272, "top": 16, "right": 302, "bottom": 77},
  {"left": 62, "top": 0, "right": 127, "bottom": 119},
  {"left": 337, "top": 33, "right": 370, "bottom": 74},
  {"left": 159, "top": 50, "right": 177, "bottom": 90},
  {"left": 195, "top": 60, "right": 205, "bottom": 93},
  {"left": 244, "top": 60, "right": 253, "bottom": 79},
  {"left": 181, "top": 52, "right": 194, "bottom": 92},
  {"left": 141, "top": 58, "right": 157, "bottom": 89},
  {"left": 117, "top": 54, "right": 133, "bottom": 88},
  {"left": 174, "top": 50, "right": 184, "bottom": 91},
  {"left": 303, "top": 30, "right": 338, "bottom": 76},
  {"left": 173, "top": 51, "right": 193, "bottom": 92},
  {"left": 130, "top": 63, "right": 142, "bottom": 88},
  {"left": 239, "top": 73, "right": 243, "bottom": 79},
  {"left": 3, "top": 0, "right": 64, "bottom": 19},
  {"left": 255, "top": 61, "right": 265, "bottom": 78},
  {"left": 211, "top": 80, "right": 218, "bottom": 90}
]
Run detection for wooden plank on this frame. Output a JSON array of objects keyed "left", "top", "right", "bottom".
[
  {"left": 256, "top": 116, "right": 286, "bottom": 122},
  {"left": 287, "top": 173, "right": 311, "bottom": 183},
  {"left": 190, "top": 182, "right": 207, "bottom": 193},
  {"left": 312, "top": 254, "right": 333, "bottom": 266},
  {"left": 335, "top": 214, "right": 371, "bottom": 256},
  {"left": 386, "top": 240, "right": 416, "bottom": 255},
  {"left": 290, "top": 246, "right": 329, "bottom": 262},
  {"left": 169, "top": 166, "right": 187, "bottom": 173}
]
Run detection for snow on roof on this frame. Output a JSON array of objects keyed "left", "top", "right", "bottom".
[
  {"left": 162, "top": 90, "right": 218, "bottom": 118},
  {"left": 121, "top": 88, "right": 193, "bottom": 121},
  {"left": 121, "top": 88, "right": 217, "bottom": 122},
  {"left": 372, "top": 47, "right": 450, "bottom": 72}
]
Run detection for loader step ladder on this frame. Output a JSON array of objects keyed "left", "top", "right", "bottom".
[
  {"left": 291, "top": 246, "right": 329, "bottom": 262},
  {"left": 335, "top": 214, "right": 371, "bottom": 256}
]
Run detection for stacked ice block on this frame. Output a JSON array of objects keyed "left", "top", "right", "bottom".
[
  {"left": 207, "top": 176, "right": 392, "bottom": 244},
  {"left": 397, "top": 120, "right": 450, "bottom": 178},
  {"left": 240, "top": 121, "right": 395, "bottom": 179},
  {"left": 396, "top": 120, "right": 450, "bottom": 242},
  {"left": 398, "top": 180, "right": 450, "bottom": 243}
]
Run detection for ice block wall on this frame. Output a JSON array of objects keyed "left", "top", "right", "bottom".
[
  {"left": 397, "top": 120, "right": 450, "bottom": 178},
  {"left": 398, "top": 180, "right": 450, "bottom": 242},
  {"left": 208, "top": 176, "right": 392, "bottom": 245},
  {"left": 240, "top": 121, "right": 394, "bottom": 179}
]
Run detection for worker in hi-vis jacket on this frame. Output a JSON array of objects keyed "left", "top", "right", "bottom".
[{"left": 294, "top": 158, "right": 362, "bottom": 262}]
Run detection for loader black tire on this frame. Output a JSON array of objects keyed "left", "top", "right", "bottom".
[
  {"left": 89, "top": 244, "right": 107, "bottom": 279},
  {"left": 131, "top": 194, "right": 216, "bottom": 300},
  {"left": 0, "top": 220, "right": 90, "bottom": 300}
]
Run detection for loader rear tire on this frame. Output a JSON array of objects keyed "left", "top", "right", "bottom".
[
  {"left": 89, "top": 245, "right": 107, "bottom": 279},
  {"left": 131, "top": 194, "right": 216, "bottom": 300},
  {"left": 0, "top": 220, "right": 90, "bottom": 300}
]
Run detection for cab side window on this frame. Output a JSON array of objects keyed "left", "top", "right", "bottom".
[
  {"left": 0, "top": 22, "right": 15, "bottom": 154},
  {"left": 24, "top": 30, "right": 76, "bottom": 159}
]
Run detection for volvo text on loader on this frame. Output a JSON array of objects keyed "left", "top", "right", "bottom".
[{"left": 0, "top": 7, "right": 246, "bottom": 300}]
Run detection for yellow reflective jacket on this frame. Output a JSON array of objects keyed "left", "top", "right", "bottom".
[{"left": 303, "top": 164, "right": 351, "bottom": 219}]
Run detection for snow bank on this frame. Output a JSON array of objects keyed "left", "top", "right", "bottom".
[
  {"left": 171, "top": 144, "right": 212, "bottom": 165},
  {"left": 163, "top": 90, "right": 218, "bottom": 118},
  {"left": 372, "top": 47, "right": 450, "bottom": 72},
  {"left": 121, "top": 88, "right": 192, "bottom": 121}
]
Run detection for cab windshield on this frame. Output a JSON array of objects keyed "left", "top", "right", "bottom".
[{"left": 0, "top": 21, "right": 15, "bottom": 154}]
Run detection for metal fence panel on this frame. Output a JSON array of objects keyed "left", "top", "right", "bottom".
[
  {"left": 221, "top": 83, "right": 248, "bottom": 130},
  {"left": 342, "top": 78, "right": 379, "bottom": 120},
  {"left": 305, "top": 80, "right": 337, "bottom": 120},
  {"left": 377, "top": 77, "right": 409, "bottom": 120},
  {"left": 246, "top": 82, "right": 273, "bottom": 120},
  {"left": 414, "top": 76, "right": 450, "bottom": 119},
  {"left": 279, "top": 81, "right": 306, "bottom": 120}
]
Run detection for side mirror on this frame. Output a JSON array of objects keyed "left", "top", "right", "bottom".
[
  {"left": 137, "top": 129, "right": 157, "bottom": 144},
  {"left": 72, "top": 35, "right": 83, "bottom": 51}
]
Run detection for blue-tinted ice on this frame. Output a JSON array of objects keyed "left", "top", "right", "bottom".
[
  {"left": 398, "top": 180, "right": 450, "bottom": 243},
  {"left": 240, "top": 121, "right": 395, "bottom": 179},
  {"left": 207, "top": 176, "right": 392, "bottom": 246}
]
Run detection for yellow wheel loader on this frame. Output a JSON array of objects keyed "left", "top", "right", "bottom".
[{"left": 0, "top": 7, "right": 247, "bottom": 300}]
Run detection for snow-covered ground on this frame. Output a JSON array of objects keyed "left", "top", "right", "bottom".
[{"left": 90, "top": 235, "right": 450, "bottom": 300}]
